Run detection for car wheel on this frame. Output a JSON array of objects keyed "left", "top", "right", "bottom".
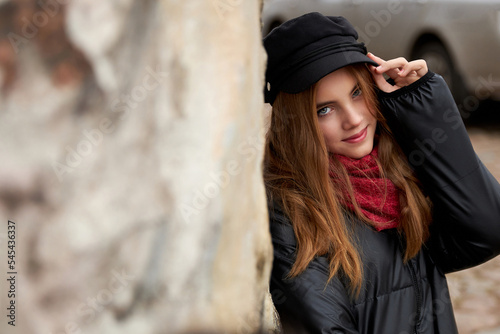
[{"left": 413, "top": 41, "right": 468, "bottom": 103}]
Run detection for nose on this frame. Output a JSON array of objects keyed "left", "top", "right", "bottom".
[{"left": 341, "top": 104, "right": 363, "bottom": 130}]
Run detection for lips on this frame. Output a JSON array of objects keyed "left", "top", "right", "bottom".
[{"left": 343, "top": 126, "right": 368, "bottom": 143}]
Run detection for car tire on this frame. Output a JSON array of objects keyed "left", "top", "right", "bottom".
[{"left": 412, "top": 41, "right": 468, "bottom": 103}]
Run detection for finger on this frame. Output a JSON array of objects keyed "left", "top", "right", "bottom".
[
  {"left": 399, "top": 59, "right": 428, "bottom": 77},
  {"left": 375, "top": 57, "right": 409, "bottom": 75},
  {"left": 367, "top": 52, "right": 384, "bottom": 66},
  {"left": 368, "top": 64, "right": 397, "bottom": 93},
  {"left": 368, "top": 53, "right": 400, "bottom": 78}
]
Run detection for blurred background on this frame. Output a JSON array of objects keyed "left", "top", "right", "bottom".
[
  {"left": 0, "top": 1, "right": 276, "bottom": 333},
  {"left": 262, "top": 0, "right": 500, "bottom": 333}
]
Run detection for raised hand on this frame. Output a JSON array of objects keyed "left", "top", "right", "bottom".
[{"left": 367, "top": 53, "right": 428, "bottom": 93}]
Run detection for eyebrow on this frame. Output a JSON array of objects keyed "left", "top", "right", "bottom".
[{"left": 316, "top": 83, "right": 359, "bottom": 109}]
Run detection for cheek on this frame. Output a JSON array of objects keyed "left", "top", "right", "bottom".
[
  {"left": 368, "top": 106, "right": 378, "bottom": 120},
  {"left": 318, "top": 119, "right": 340, "bottom": 146},
  {"left": 367, "top": 110, "right": 377, "bottom": 124},
  {"left": 362, "top": 101, "right": 378, "bottom": 122}
]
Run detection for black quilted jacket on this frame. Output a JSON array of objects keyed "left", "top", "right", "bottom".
[{"left": 268, "top": 72, "right": 500, "bottom": 333}]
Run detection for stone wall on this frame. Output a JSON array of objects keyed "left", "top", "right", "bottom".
[{"left": 0, "top": 0, "right": 277, "bottom": 333}]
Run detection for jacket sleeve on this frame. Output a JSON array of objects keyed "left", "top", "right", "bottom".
[
  {"left": 377, "top": 71, "right": 500, "bottom": 273},
  {"left": 269, "top": 206, "right": 359, "bottom": 334}
]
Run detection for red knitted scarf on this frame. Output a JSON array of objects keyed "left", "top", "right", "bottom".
[{"left": 328, "top": 146, "right": 400, "bottom": 231}]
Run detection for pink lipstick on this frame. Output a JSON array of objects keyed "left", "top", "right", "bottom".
[{"left": 343, "top": 127, "right": 368, "bottom": 143}]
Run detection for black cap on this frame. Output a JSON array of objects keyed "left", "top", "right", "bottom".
[{"left": 263, "top": 12, "right": 378, "bottom": 104}]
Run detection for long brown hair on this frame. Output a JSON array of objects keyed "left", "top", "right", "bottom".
[{"left": 264, "top": 64, "right": 431, "bottom": 296}]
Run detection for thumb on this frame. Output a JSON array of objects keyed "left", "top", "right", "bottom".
[{"left": 368, "top": 65, "right": 396, "bottom": 93}]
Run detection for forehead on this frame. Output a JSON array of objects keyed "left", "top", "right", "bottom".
[{"left": 315, "top": 67, "right": 356, "bottom": 102}]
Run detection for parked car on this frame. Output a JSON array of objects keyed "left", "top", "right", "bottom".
[{"left": 262, "top": 0, "right": 500, "bottom": 106}]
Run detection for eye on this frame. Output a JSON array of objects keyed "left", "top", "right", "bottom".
[
  {"left": 317, "top": 106, "right": 333, "bottom": 117},
  {"left": 352, "top": 87, "right": 362, "bottom": 98}
]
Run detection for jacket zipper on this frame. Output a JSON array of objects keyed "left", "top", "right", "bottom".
[{"left": 408, "top": 259, "right": 422, "bottom": 334}]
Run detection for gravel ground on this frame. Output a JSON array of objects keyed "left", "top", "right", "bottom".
[{"left": 447, "top": 125, "right": 500, "bottom": 334}]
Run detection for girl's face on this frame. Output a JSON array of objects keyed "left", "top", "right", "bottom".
[{"left": 315, "top": 67, "right": 377, "bottom": 159}]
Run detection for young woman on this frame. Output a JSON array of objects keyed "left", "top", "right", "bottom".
[{"left": 263, "top": 12, "right": 500, "bottom": 334}]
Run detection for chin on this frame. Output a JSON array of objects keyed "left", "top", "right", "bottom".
[{"left": 344, "top": 142, "right": 374, "bottom": 159}]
